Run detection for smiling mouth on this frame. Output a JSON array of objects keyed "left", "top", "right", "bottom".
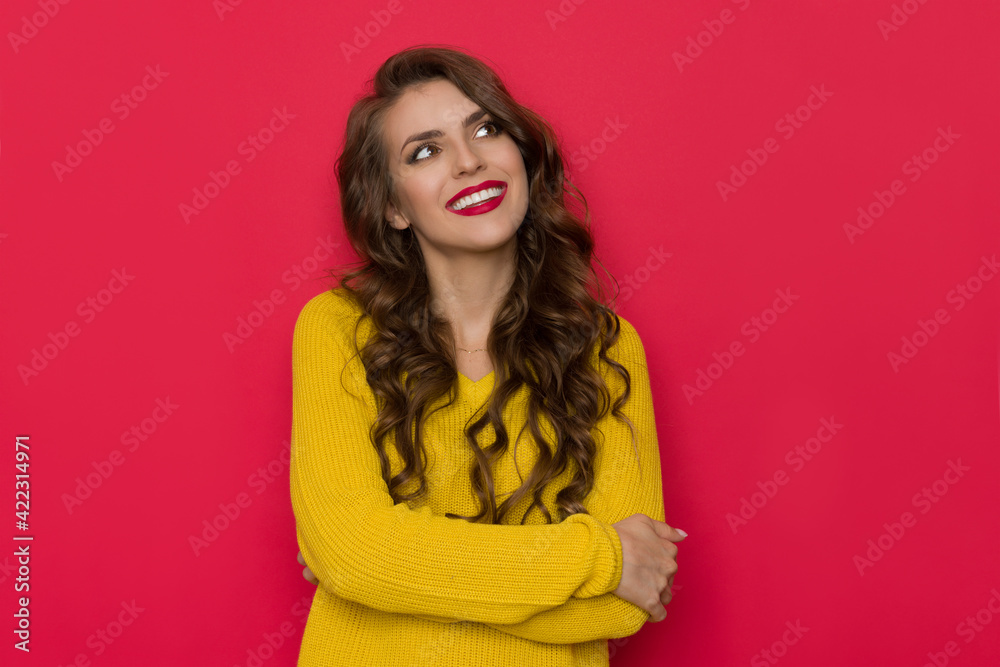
[{"left": 447, "top": 185, "right": 505, "bottom": 211}]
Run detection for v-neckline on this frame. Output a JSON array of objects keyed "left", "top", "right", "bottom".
[{"left": 458, "top": 369, "right": 495, "bottom": 386}]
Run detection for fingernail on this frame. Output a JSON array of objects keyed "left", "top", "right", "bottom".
[{"left": 676, "top": 528, "right": 688, "bottom": 538}]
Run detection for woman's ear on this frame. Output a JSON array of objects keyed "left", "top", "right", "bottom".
[{"left": 384, "top": 201, "right": 409, "bottom": 230}]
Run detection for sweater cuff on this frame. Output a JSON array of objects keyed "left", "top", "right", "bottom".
[{"left": 566, "top": 512, "right": 624, "bottom": 599}]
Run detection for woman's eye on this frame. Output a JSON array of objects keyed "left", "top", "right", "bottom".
[
  {"left": 476, "top": 122, "right": 500, "bottom": 138},
  {"left": 410, "top": 144, "right": 438, "bottom": 162},
  {"left": 409, "top": 123, "right": 500, "bottom": 163}
]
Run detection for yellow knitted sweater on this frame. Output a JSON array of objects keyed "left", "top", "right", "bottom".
[{"left": 290, "top": 289, "right": 665, "bottom": 666}]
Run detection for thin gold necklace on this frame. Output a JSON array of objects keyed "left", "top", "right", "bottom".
[{"left": 456, "top": 346, "right": 487, "bottom": 354}]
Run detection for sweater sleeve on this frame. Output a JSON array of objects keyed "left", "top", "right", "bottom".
[
  {"left": 482, "top": 316, "right": 667, "bottom": 643},
  {"left": 289, "top": 292, "right": 624, "bottom": 625}
]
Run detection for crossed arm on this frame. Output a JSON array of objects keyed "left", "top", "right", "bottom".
[{"left": 290, "top": 292, "right": 665, "bottom": 643}]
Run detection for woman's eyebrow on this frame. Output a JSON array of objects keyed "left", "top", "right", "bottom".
[{"left": 399, "top": 108, "right": 488, "bottom": 157}]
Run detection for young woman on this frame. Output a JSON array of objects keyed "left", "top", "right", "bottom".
[{"left": 290, "top": 44, "right": 686, "bottom": 666}]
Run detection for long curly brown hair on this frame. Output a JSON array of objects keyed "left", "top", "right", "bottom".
[{"left": 323, "top": 44, "right": 638, "bottom": 526}]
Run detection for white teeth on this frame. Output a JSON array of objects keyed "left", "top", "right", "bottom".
[{"left": 450, "top": 186, "right": 503, "bottom": 211}]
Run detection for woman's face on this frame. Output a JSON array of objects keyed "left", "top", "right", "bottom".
[{"left": 381, "top": 78, "right": 530, "bottom": 259}]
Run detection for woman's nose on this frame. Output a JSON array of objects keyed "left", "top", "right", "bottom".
[{"left": 452, "top": 140, "right": 486, "bottom": 176}]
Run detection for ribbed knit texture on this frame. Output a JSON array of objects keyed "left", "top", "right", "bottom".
[{"left": 290, "top": 289, "right": 665, "bottom": 667}]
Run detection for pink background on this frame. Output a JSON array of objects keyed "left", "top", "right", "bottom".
[{"left": 2, "top": 1, "right": 998, "bottom": 665}]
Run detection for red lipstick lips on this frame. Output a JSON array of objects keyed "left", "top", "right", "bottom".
[{"left": 446, "top": 180, "right": 507, "bottom": 216}]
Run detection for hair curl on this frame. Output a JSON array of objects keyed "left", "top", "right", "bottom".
[{"left": 323, "top": 44, "right": 638, "bottom": 525}]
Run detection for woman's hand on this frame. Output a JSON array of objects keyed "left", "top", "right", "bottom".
[
  {"left": 611, "top": 514, "right": 686, "bottom": 622},
  {"left": 297, "top": 551, "right": 319, "bottom": 585}
]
